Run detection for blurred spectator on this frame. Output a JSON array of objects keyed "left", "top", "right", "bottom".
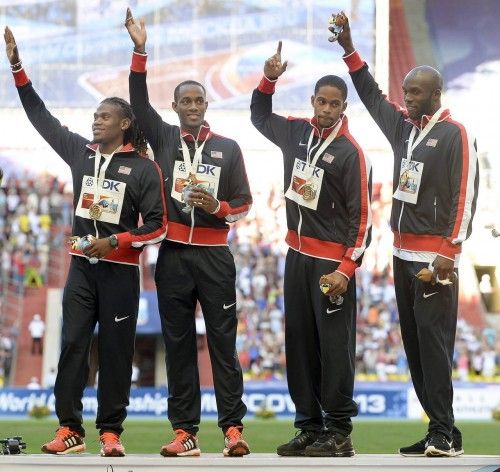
[
  {"left": 27, "top": 376, "right": 41, "bottom": 389},
  {"left": 44, "top": 367, "right": 57, "bottom": 389},
  {"left": 131, "top": 363, "right": 140, "bottom": 388},
  {"left": 145, "top": 243, "right": 159, "bottom": 279},
  {"left": 28, "top": 313, "right": 45, "bottom": 355}
]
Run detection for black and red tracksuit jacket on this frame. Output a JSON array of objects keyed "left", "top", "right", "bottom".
[
  {"left": 251, "top": 76, "right": 372, "bottom": 280},
  {"left": 343, "top": 51, "right": 479, "bottom": 263},
  {"left": 129, "top": 52, "right": 252, "bottom": 246},
  {"left": 12, "top": 67, "right": 167, "bottom": 266}
]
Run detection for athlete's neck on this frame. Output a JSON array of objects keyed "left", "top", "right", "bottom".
[
  {"left": 182, "top": 125, "right": 201, "bottom": 139},
  {"left": 99, "top": 141, "right": 123, "bottom": 155}
]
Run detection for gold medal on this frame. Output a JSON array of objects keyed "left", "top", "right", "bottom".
[
  {"left": 186, "top": 173, "right": 199, "bottom": 186},
  {"left": 88, "top": 203, "right": 103, "bottom": 220},
  {"left": 301, "top": 183, "right": 317, "bottom": 201},
  {"left": 399, "top": 170, "right": 409, "bottom": 189}
]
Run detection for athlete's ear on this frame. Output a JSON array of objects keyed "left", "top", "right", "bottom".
[
  {"left": 120, "top": 118, "right": 131, "bottom": 131},
  {"left": 172, "top": 101, "right": 178, "bottom": 114}
]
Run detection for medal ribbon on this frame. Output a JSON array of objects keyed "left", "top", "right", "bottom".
[
  {"left": 406, "top": 106, "right": 444, "bottom": 161},
  {"left": 304, "top": 117, "right": 343, "bottom": 180},
  {"left": 180, "top": 131, "right": 208, "bottom": 181},
  {"left": 91, "top": 145, "right": 122, "bottom": 236}
]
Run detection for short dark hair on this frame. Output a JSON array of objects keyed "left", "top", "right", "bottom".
[
  {"left": 173, "top": 80, "right": 206, "bottom": 103},
  {"left": 314, "top": 75, "right": 348, "bottom": 101},
  {"left": 100, "top": 97, "right": 148, "bottom": 156}
]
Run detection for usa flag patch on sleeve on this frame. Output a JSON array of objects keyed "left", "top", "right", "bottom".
[{"left": 211, "top": 150, "right": 223, "bottom": 159}]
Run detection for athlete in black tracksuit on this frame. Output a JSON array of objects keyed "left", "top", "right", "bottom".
[
  {"left": 10, "top": 64, "right": 167, "bottom": 444},
  {"left": 251, "top": 43, "right": 372, "bottom": 457},
  {"left": 128, "top": 50, "right": 252, "bottom": 448},
  {"left": 337, "top": 17, "right": 478, "bottom": 456}
]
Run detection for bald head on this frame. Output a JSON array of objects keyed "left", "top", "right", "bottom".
[
  {"left": 402, "top": 65, "right": 443, "bottom": 120},
  {"left": 405, "top": 66, "right": 443, "bottom": 90}
]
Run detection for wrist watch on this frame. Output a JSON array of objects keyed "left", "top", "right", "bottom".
[{"left": 108, "top": 234, "right": 119, "bottom": 248}]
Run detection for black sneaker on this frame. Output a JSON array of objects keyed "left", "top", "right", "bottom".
[
  {"left": 399, "top": 435, "right": 429, "bottom": 457},
  {"left": 304, "top": 432, "right": 355, "bottom": 457},
  {"left": 452, "top": 430, "right": 464, "bottom": 456},
  {"left": 276, "top": 430, "right": 321, "bottom": 456},
  {"left": 425, "top": 432, "right": 454, "bottom": 457}
]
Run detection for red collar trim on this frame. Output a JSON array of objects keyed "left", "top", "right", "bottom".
[
  {"left": 85, "top": 143, "right": 136, "bottom": 153},
  {"left": 406, "top": 108, "right": 450, "bottom": 129},
  {"left": 181, "top": 121, "right": 211, "bottom": 142},
  {"left": 309, "top": 115, "right": 348, "bottom": 138}
]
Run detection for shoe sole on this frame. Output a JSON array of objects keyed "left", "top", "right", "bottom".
[
  {"left": 42, "top": 445, "right": 85, "bottom": 455},
  {"left": 223, "top": 444, "right": 250, "bottom": 457},
  {"left": 399, "top": 452, "right": 426, "bottom": 457},
  {"left": 100, "top": 448, "right": 125, "bottom": 457},
  {"left": 425, "top": 446, "right": 454, "bottom": 457},
  {"left": 452, "top": 448, "right": 464, "bottom": 457},
  {"left": 277, "top": 450, "right": 306, "bottom": 457},
  {"left": 305, "top": 450, "right": 355, "bottom": 457},
  {"left": 160, "top": 448, "right": 201, "bottom": 457}
]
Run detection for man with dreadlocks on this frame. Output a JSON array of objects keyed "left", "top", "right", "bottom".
[
  {"left": 4, "top": 27, "right": 167, "bottom": 457},
  {"left": 125, "top": 9, "right": 252, "bottom": 457}
]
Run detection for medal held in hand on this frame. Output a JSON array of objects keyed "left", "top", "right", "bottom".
[
  {"left": 181, "top": 181, "right": 205, "bottom": 213},
  {"left": 88, "top": 202, "right": 103, "bottom": 220},
  {"left": 328, "top": 13, "right": 347, "bottom": 42},
  {"left": 70, "top": 235, "right": 99, "bottom": 264},
  {"left": 320, "top": 283, "right": 344, "bottom": 306}
]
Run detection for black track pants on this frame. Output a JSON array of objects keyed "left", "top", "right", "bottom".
[
  {"left": 155, "top": 241, "right": 247, "bottom": 434},
  {"left": 55, "top": 256, "right": 139, "bottom": 436},
  {"left": 284, "top": 249, "right": 358, "bottom": 436},
  {"left": 393, "top": 256, "right": 459, "bottom": 440}
]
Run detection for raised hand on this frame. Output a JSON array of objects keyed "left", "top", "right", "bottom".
[
  {"left": 329, "top": 11, "right": 355, "bottom": 55},
  {"left": 124, "top": 7, "right": 147, "bottom": 54},
  {"left": 263, "top": 41, "right": 288, "bottom": 80},
  {"left": 4, "top": 26, "right": 20, "bottom": 66}
]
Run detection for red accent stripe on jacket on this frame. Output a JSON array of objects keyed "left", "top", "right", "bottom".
[
  {"left": 70, "top": 248, "right": 141, "bottom": 265},
  {"left": 447, "top": 118, "right": 470, "bottom": 245},
  {"left": 393, "top": 232, "right": 461, "bottom": 257},
  {"left": 13, "top": 68, "right": 29, "bottom": 87},
  {"left": 285, "top": 230, "right": 347, "bottom": 261},
  {"left": 167, "top": 221, "right": 229, "bottom": 245},
  {"left": 131, "top": 51, "right": 147, "bottom": 73}
]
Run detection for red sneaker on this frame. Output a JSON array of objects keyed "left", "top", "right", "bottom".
[
  {"left": 223, "top": 426, "right": 250, "bottom": 457},
  {"left": 41, "top": 426, "right": 85, "bottom": 455},
  {"left": 160, "top": 429, "right": 201, "bottom": 457},
  {"left": 99, "top": 431, "right": 125, "bottom": 457}
]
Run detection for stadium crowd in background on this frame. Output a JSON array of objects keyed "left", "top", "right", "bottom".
[
  {"left": 0, "top": 170, "right": 71, "bottom": 387},
  {"left": 0, "top": 171, "right": 71, "bottom": 293}
]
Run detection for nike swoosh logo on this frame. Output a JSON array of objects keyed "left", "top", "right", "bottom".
[
  {"left": 298, "top": 141, "right": 307, "bottom": 146},
  {"left": 223, "top": 302, "right": 236, "bottom": 310},
  {"left": 114, "top": 315, "right": 131, "bottom": 322},
  {"left": 164, "top": 177, "right": 169, "bottom": 182},
  {"left": 326, "top": 308, "right": 342, "bottom": 314},
  {"left": 423, "top": 292, "right": 438, "bottom": 299}
]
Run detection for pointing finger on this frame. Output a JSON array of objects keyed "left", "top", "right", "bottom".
[{"left": 277, "top": 40, "right": 282, "bottom": 56}]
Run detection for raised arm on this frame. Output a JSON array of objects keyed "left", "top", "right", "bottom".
[
  {"left": 4, "top": 27, "right": 88, "bottom": 166},
  {"left": 125, "top": 8, "right": 171, "bottom": 154},
  {"left": 333, "top": 13, "right": 407, "bottom": 148},
  {"left": 250, "top": 41, "right": 291, "bottom": 148}
]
